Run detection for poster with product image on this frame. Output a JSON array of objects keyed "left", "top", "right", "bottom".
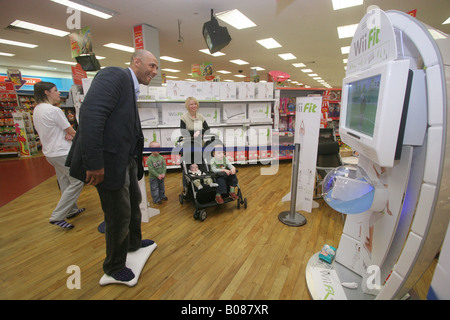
[{"left": 282, "top": 97, "right": 322, "bottom": 213}]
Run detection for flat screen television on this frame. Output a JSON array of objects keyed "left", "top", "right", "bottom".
[{"left": 340, "top": 60, "right": 412, "bottom": 167}]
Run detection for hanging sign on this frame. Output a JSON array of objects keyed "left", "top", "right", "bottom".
[{"left": 133, "top": 25, "right": 144, "bottom": 50}]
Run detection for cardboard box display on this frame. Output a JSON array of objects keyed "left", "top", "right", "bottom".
[
  {"left": 139, "top": 107, "right": 159, "bottom": 126},
  {"left": 223, "top": 103, "right": 247, "bottom": 123},
  {"left": 161, "top": 103, "right": 185, "bottom": 125},
  {"left": 160, "top": 128, "right": 182, "bottom": 147},
  {"left": 143, "top": 128, "right": 161, "bottom": 146},
  {"left": 219, "top": 82, "right": 237, "bottom": 100},
  {"left": 248, "top": 102, "right": 272, "bottom": 122}
]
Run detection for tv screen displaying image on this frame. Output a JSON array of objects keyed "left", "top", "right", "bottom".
[{"left": 345, "top": 74, "right": 381, "bottom": 137}]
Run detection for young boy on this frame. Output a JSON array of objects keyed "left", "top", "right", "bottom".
[
  {"left": 147, "top": 141, "right": 167, "bottom": 204},
  {"left": 210, "top": 145, "right": 239, "bottom": 204}
]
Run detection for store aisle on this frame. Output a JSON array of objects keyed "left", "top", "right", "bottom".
[{"left": 0, "top": 155, "right": 55, "bottom": 207}]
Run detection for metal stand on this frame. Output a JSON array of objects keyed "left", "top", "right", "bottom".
[{"left": 278, "top": 143, "right": 307, "bottom": 227}]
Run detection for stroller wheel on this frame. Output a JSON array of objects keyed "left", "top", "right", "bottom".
[
  {"left": 179, "top": 193, "right": 184, "bottom": 204},
  {"left": 197, "top": 209, "right": 207, "bottom": 222}
]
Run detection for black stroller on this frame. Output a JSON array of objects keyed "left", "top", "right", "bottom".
[{"left": 177, "top": 134, "right": 247, "bottom": 221}]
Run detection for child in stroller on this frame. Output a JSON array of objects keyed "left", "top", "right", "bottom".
[{"left": 178, "top": 134, "right": 247, "bottom": 221}]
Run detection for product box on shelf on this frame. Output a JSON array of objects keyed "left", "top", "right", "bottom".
[
  {"left": 223, "top": 103, "right": 247, "bottom": 123},
  {"left": 161, "top": 103, "right": 185, "bottom": 125},
  {"left": 219, "top": 82, "right": 237, "bottom": 100},
  {"left": 201, "top": 107, "right": 221, "bottom": 125},
  {"left": 160, "top": 128, "right": 182, "bottom": 147},
  {"left": 224, "top": 126, "right": 246, "bottom": 147},
  {"left": 142, "top": 128, "right": 161, "bottom": 147},
  {"left": 166, "top": 80, "right": 187, "bottom": 100},
  {"left": 237, "top": 82, "right": 255, "bottom": 100},
  {"left": 248, "top": 102, "right": 272, "bottom": 123},
  {"left": 139, "top": 107, "right": 159, "bottom": 126},
  {"left": 202, "top": 82, "right": 220, "bottom": 100},
  {"left": 256, "top": 82, "right": 274, "bottom": 99}
]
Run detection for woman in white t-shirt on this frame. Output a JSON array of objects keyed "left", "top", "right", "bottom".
[{"left": 33, "top": 82, "right": 84, "bottom": 229}]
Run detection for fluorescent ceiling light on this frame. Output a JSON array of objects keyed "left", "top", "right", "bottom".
[
  {"left": 48, "top": 59, "right": 77, "bottom": 65},
  {"left": 292, "top": 63, "right": 306, "bottom": 68},
  {"left": 0, "top": 38, "right": 38, "bottom": 48},
  {"left": 104, "top": 43, "right": 134, "bottom": 52},
  {"left": 343, "top": 58, "right": 348, "bottom": 63},
  {"left": 217, "top": 70, "right": 231, "bottom": 74},
  {"left": 199, "top": 49, "right": 225, "bottom": 56},
  {"left": 256, "top": 38, "right": 282, "bottom": 49},
  {"left": 341, "top": 46, "right": 350, "bottom": 54},
  {"left": 308, "top": 73, "right": 318, "bottom": 77},
  {"left": 216, "top": 9, "right": 256, "bottom": 29},
  {"left": 230, "top": 59, "right": 249, "bottom": 65},
  {"left": 332, "top": 0, "right": 363, "bottom": 10},
  {"left": 313, "top": 77, "right": 322, "bottom": 80},
  {"left": 50, "top": 0, "right": 116, "bottom": 19},
  {"left": 161, "top": 68, "right": 180, "bottom": 73},
  {"left": 160, "top": 56, "right": 183, "bottom": 62},
  {"left": 251, "top": 67, "right": 265, "bottom": 71},
  {"left": 301, "top": 69, "right": 313, "bottom": 73},
  {"left": 165, "top": 76, "right": 179, "bottom": 79},
  {"left": 11, "top": 20, "right": 69, "bottom": 37},
  {"left": 0, "top": 52, "right": 15, "bottom": 57},
  {"left": 443, "top": 17, "right": 450, "bottom": 24},
  {"left": 337, "top": 24, "right": 359, "bottom": 39},
  {"left": 185, "top": 79, "right": 198, "bottom": 82},
  {"left": 278, "top": 53, "right": 296, "bottom": 60},
  {"left": 95, "top": 55, "right": 106, "bottom": 60},
  {"left": 234, "top": 74, "right": 246, "bottom": 78},
  {"left": 428, "top": 29, "right": 447, "bottom": 40}
]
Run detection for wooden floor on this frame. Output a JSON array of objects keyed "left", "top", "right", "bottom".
[{"left": 0, "top": 158, "right": 436, "bottom": 300}]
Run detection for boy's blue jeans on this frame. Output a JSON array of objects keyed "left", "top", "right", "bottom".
[{"left": 150, "top": 177, "right": 165, "bottom": 203}]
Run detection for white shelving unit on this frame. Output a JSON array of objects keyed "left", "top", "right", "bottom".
[{"left": 138, "top": 98, "right": 276, "bottom": 169}]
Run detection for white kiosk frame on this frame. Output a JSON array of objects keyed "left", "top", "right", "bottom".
[{"left": 306, "top": 9, "right": 450, "bottom": 300}]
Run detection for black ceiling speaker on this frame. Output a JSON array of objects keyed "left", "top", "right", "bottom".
[
  {"left": 75, "top": 53, "right": 101, "bottom": 71},
  {"left": 202, "top": 9, "right": 231, "bottom": 54}
]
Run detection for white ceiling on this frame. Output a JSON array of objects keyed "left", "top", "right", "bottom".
[{"left": 0, "top": 0, "right": 449, "bottom": 88}]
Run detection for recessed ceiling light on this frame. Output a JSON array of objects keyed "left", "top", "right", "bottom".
[
  {"left": 292, "top": 63, "right": 306, "bottom": 68},
  {"left": 341, "top": 46, "right": 350, "bottom": 54},
  {"left": 278, "top": 53, "right": 296, "bottom": 60},
  {"left": 301, "top": 69, "right": 313, "bottom": 73},
  {"left": 256, "top": 38, "right": 282, "bottom": 49},
  {"left": 234, "top": 74, "right": 246, "bottom": 78},
  {"left": 230, "top": 59, "right": 249, "bottom": 65},
  {"left": 104, "top": 43, "right": 134, "bottom": 52},
  {"left": 343, "top": 58, "right": 348, "bottom": 63},
  {"left": 332, "top": 0, "right": 363, "bottom": 11},
  {"left": 0, "top": 38, "right": 38, "bottom": 48},
  {"left": 199, "top": 49, "right": 226, "bottom": 56},
  {"left": 308, "top": 73, "right": 318, "bottom": 77},
  {"left": 0, "top": 52, "right": 15, "bottom": 57},
  {"left": 216, "top": 9, "right": 256, "bottom": 29},
  {"left": 160, "top": 56, "right": 183, "bottom": 62},
  {"left": 217, "top": 70, "right": 231, "bottom": 74},
  {"left": 51, "top": 0, "right": 117, "bottom": 19},
  {"left": 161, "top": 68, "right": 180, "bottom": 73},
  {"left": 337, "top": 24, "right": 359, "bottom": 39},
  {"left": 48, "top": 59, "right": 77, "bottom": 65},
  {"left": 10, "top": 20, "right": 70, "bottom": 37}
]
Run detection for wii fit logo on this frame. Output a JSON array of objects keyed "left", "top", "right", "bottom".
[
  {"left": 298, "top": 103, "right": 318, "bottom": 113},
  {"left": 353, "top": 10, "right": 382, "bottom": 57}
]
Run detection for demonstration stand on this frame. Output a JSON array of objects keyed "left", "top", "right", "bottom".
[{"left": 278, "top": 143, "right": 307, "bottom": 227}]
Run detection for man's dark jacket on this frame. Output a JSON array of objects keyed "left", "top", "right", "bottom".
[{"left": 66, "top": 67, "right": 144, "bottom": 190}]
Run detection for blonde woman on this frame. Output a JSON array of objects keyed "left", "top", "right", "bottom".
[{"left": 180, "top": 97, "right": 210, "bottom": 140}]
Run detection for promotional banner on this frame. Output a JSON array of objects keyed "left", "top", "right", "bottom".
[{"left": 289, "top": 96, "right": 322, "bottom": 212}]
